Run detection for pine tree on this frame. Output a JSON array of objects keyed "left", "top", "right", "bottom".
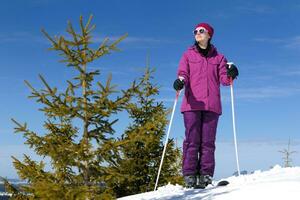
[
  {"left": 8, "top": 15, "right": 143, "bottom": 199},
  {"left": 109, "top": 65, "right": 183, "bottom": 198}
]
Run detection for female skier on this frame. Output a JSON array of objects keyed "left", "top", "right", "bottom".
[{"left": 173, "top": 22, "right": 239, "bottom": 189}]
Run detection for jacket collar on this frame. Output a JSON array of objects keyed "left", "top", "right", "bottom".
[{"left": 189, "top": 44, "right": 217, "bottom": 57}]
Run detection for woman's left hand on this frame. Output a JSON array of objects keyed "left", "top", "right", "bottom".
[{"left": 226, "top": 64, "right": 239, "bottom": 80}]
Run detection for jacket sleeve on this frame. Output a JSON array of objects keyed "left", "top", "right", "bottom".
[
  {"left": 218, "top": 56, "right": 231, "bottom": 86},
  {"left": 177, "top": 52, "right": 190, "bottom": 86}
]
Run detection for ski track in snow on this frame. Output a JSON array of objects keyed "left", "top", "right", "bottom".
[{"left": 118, "top": 165, "right": 300, "bottom": 200}]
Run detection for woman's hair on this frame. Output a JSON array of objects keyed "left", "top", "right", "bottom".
[
  {"left": 194, "top": 39, "right": 211, "bottom": 53},
  {"left": 194, "top": 39, "right": 211, "bottom": 47}
]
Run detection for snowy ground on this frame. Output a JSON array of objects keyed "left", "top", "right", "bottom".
[{"left": 118, "top": 165, "right": 300, "bottom": 200}]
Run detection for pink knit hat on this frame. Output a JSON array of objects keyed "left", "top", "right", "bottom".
[{"left": 195, "top": 23, "right": 214, "bottom": 38}]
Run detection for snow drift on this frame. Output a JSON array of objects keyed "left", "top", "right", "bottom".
[{"left": 119, "top": 165, "right": 300, "bottom": 200}]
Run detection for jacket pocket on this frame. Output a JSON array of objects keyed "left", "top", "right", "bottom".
[
  {"left": 208, "top": 59, "right": 220, "bottom": 83},
  {"left": 189, "top": 58, "right": 204, "bottom": 76}
]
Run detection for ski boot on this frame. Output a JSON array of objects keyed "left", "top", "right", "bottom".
[
  {"left": 195, "top": 174, "right": 213, "bottom": 189},
  {"left": 184, "top": 175, "right": 197, "bottom": 188}
]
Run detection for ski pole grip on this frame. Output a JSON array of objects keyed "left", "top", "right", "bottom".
[
  {"left": 227, "top": 62, "right": 234, "bottom": 68},
  {"left": 227, "top": 62, "right": 234, "bottom": 85}
]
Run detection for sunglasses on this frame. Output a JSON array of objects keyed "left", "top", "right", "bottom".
[{"left": 193, "top": 28, "right": 208, "bottom": 35}]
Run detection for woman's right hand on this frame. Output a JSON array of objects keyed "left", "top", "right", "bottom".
[{"left": 173, "top": 78, "right": 185, "bottom": 91}]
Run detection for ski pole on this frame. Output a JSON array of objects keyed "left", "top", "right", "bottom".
[
  {"left": 228, "top": 62, "right": 241, "bottom": 176},
  {"left": 154, "top": 90, "right": 181, "bottom": 191}
]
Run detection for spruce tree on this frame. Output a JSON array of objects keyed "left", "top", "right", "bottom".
[
  {"left": 109, "top": 66, "right": 183, "bottom": 198},
  {"left": 8, "top": 15, "right": 142, "bottom": 199}
]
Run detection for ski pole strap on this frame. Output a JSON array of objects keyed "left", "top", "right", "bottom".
[{"left": 176, "top": 90, "right": 180, "bottom": 99}]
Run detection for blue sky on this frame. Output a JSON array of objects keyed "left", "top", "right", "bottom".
[{"left": 1, "top": 0, "right": 300, "bottom": 179}]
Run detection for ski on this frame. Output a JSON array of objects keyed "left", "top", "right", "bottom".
[
  {"left": 216, "top": 180, "right": 229, "bottom": 187},
  {"left": 185, "top": 180, "right": 229, "bottom": 190}
]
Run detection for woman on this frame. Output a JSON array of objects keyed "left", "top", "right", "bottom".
[{"left": 173, "top": 22, "right": 239, "bottom": 189}]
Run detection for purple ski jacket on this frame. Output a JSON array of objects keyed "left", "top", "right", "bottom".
[{"left": 177, "top": 44, "right": 231, "bottom": 115}]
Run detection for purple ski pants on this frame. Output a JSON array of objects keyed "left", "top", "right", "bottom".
[{"left": 182, "top": 110, "right": 219, "bottom": 177}]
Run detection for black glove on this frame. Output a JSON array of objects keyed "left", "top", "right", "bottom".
[
  {"left": 226, "top": 64, "right": 239, "bottom": 80},
  {"left": 173, "top": 78, "right": 185, "bottom": 91}
]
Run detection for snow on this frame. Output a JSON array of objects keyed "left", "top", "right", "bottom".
[
  {"left": 118, "top": 165, "right": 300, "bottom": 200},
  {"left": 0, "top": 192, "right": 11, "bottom": 196}
]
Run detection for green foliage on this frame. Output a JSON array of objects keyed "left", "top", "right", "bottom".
[
  {"left": 7, "top": 15, "right": 183, "bottom": 199},
  {"left": 8, "top": 15, "right": 139, "bottom": 200},
  {"left": 109, "top": 67, "right": 183, "bottom": 198}
]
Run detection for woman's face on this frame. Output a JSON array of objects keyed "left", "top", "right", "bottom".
[{"left": 194, "top": 27, "right": 210, "bottom": 44}]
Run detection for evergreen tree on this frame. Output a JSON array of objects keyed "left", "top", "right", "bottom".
[
  {"left": 109, "top": 66, "right": 183, "bottom": 198},
  {"left": 8, "top": 15, "right": 142, "bottom": 199}
]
